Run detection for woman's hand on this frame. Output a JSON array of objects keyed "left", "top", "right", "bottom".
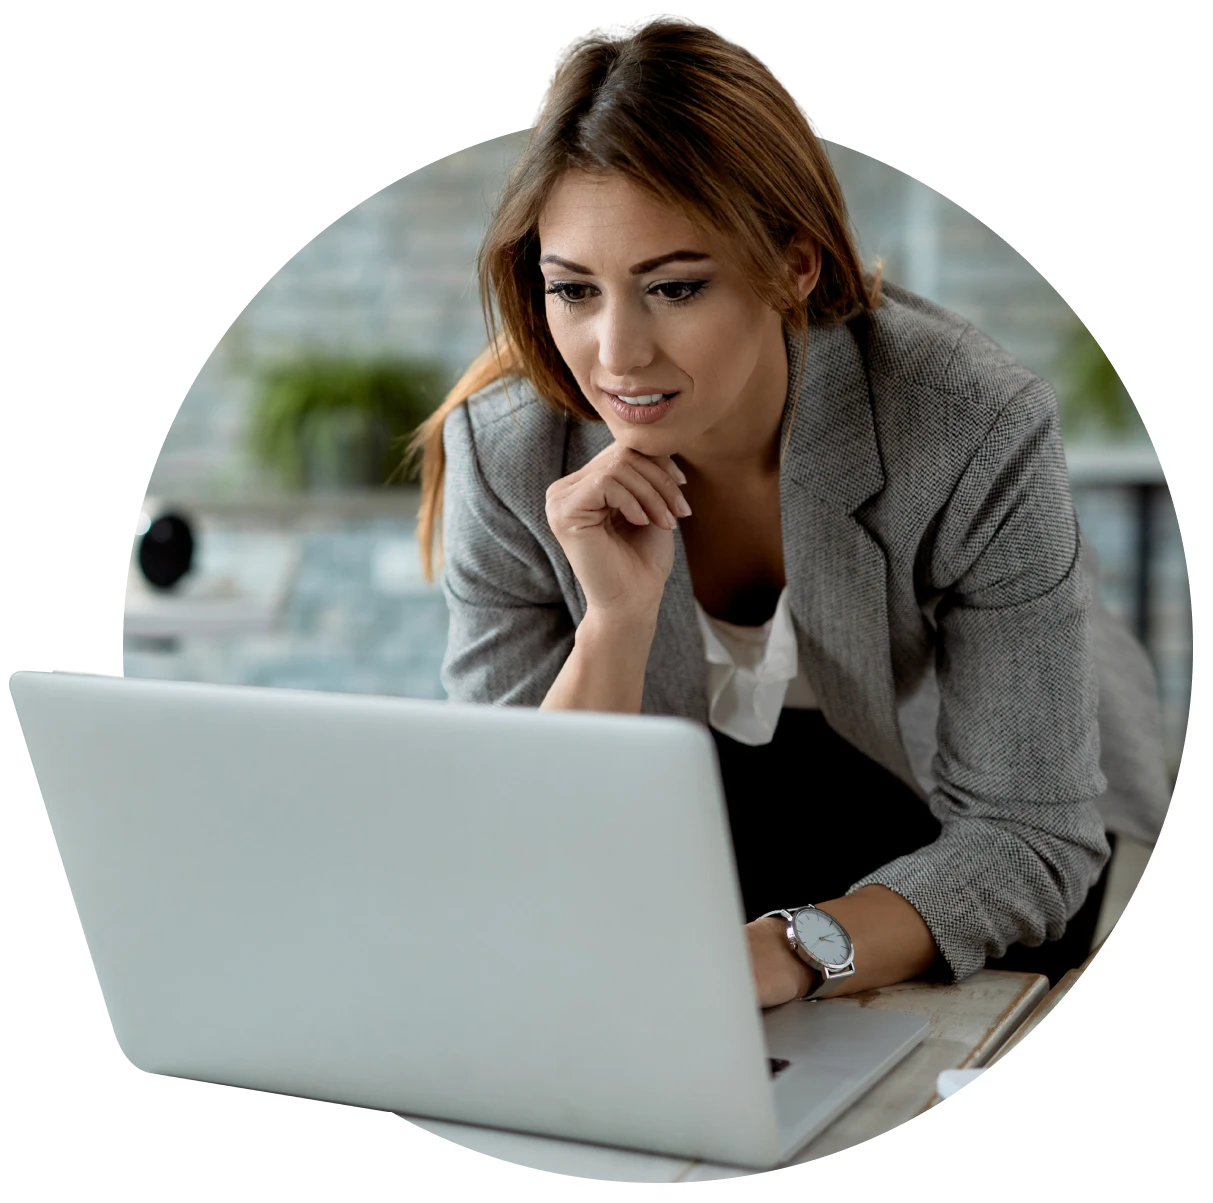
[
  {"left": 745, "top": 916, "right": 814, "bottom": 1009},
  {"left": 544, "top": 444, "right": 691, "bottom": 627}
]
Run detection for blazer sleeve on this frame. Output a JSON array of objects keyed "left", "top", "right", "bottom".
[
  {"left": 439, "top": 401, "right": 575, "bottom": 707},
  {"left": 850, "top": 380, "right": 1112, "bottom": 981}
]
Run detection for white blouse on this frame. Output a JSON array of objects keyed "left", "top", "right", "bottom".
[{"left": 694, "top": 587, "right": 818, "bottom": 746}]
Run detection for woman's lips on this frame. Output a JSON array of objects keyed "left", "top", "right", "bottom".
[
  {"left": 609, "top": 388, "right": 674, "bottom": 400},
  {"left": 603, "top": 390, "right": 679, "bottom": 425}
]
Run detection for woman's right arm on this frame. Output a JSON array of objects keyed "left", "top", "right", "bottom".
[
  {"left": 539, "top": 437, "right": 690, "bottom": 714},
  {"left": 539, "top": 608, "right": 660, "bottom": 714},
  {"left": 440, "top": 402, "right": 577, "bottom": 708},
  {"left": 440, "top": 399, "right": 690, "bottom": 713}
]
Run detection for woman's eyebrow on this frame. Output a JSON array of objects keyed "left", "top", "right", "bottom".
[{"left": 538, "top": 250, "right": 712, "bottom": 275}]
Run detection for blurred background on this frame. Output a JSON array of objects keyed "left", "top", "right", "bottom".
[{"left": 125, "top": 131, "right": 1189, "bottom": 928}]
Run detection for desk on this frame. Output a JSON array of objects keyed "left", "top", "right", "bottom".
[{"left": 399, "top": 968, "right": 1048, "bottom": 1183}]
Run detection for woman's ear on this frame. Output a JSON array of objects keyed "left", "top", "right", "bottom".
[{"left": 787, "top": 234, "right": 823, "bottom": 301}]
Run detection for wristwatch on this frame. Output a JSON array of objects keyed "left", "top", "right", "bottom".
[{"left": 761, "top": 904, "right": 856, "bottom": 1000}]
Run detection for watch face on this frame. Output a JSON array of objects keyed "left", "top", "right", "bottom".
[{"left": 792, "top": 908, "right": 853, "bottom": 970}]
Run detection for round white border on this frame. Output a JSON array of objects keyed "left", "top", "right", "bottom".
[{"left": 87, "top": 200, "right": 1203, "bottom": 1193}]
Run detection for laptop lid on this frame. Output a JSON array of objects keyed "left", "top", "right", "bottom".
[{"left": 10, "top": 671, "right": 783, "bottom": 1168}]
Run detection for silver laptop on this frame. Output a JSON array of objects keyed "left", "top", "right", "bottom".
[{"left": 10, "top": 670, "right": 927, "bottom": 1170}]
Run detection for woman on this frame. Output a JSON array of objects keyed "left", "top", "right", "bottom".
[{"left": 406, "top": 19, "right": 1169, "bottom": 1007}]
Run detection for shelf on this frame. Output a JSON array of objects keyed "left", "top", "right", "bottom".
[
  {"left": 1065, "top": 444, "right": 1165, "bottom": 487},
  {"left": 138, "top": 487, "right": 421, "bottom": 527},
  {"left": 125, "top": 531, "right": 302, "bottom": 639}
]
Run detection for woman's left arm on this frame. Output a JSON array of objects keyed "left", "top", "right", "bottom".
[
  {"left": 746, "top": 885, "right": 938, "bottom": 1007},
  {"left": 749, "top": 379, "right": 1111, "bottom": 1005}
]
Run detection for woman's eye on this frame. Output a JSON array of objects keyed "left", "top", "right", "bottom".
[
  {"left": 544, "top": 282, "right": 596, "bottom": 304},
  {"left": 543, "top": 279, "right": 708, "bottom": 306},
  {"left": 650, "top": 280, "right": 707, "bottom": 303}
]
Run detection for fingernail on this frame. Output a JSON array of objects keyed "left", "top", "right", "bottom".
[
  {"left": 674, "top": 498, "right": 692, "bottom": 517},
  {"left": 663, "top": 508, "right": 677, "bottom": 527},
  {"left": 672, "top": 464, "right": 688, "bottom": 485}
]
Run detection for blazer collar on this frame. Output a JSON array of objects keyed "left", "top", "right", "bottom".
[
  {"left": 778, "top": 315, "right": 884, "bottom": 512},
  {"left": 564, "top": 313, "right": 884, "bottom": 512}
]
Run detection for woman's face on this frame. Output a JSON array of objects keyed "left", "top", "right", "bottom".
[{"left": 537, "top": 170, "right": 814, "bottom": 468}]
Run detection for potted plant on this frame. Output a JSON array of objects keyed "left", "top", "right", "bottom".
[
  {"left": 1053, "top": 321, "right": 1144, "bottom": 443},
  {"left": 248, "top": 356, "right": 447, "bottom": 490}
]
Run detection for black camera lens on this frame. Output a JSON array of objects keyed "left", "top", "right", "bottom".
[{"left": 138, "top": 513, "right": 195, "bottom": 590}]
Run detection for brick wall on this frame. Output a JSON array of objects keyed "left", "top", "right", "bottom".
[
  {"left": 150, "top": 132, "right": 1139, "bottom": 498},
  {"left": 149, "top": 130, "right": 532, "bottom": 497}
]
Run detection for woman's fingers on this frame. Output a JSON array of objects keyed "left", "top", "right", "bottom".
[
  {"left": 659, "top": 455, "right": 688, "bottom": 485},
  {"left": 547, "top": 446, "right": 691, "bottom": 531},
  {"left": 626, "top": 454, "right": 692, "bottom": 517},
  {"left": 607, "top": 461, "right": 682, "bottom": 528}
]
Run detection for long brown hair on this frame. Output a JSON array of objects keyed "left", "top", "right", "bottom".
[{"left": 405, "top": 17, "right": 880, "bottom": 583}]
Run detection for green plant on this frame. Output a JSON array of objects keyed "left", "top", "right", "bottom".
[
  {"left": 249, "top": 356, "right": 447, "bottom": 489},
  {"left": 1053, "top": 321, "right": 1144, "bottom": 441}
]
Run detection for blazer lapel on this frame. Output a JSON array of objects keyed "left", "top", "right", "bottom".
[
  {"left": 779, "top": 319, "right": 918, "bottom": 789},
  {"left": 561, "top": 319, "right": 917, "bottom": 792}
]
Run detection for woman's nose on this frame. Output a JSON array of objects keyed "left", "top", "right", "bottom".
[{"left": 595, "top": 297, "right": 655, "bottom": 378}]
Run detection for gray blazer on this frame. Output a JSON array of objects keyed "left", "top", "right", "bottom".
[{"left": 438, "top": 281, "right": 1170, "bottom": 980}]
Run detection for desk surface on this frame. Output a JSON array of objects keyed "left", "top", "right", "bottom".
[{"left": 400, "top": 968, "right": 1048, "bottom": 1183}]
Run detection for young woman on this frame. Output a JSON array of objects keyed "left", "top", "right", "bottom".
[{"left": 407, "top": 19, "right": 1169, "bottom": 1007}]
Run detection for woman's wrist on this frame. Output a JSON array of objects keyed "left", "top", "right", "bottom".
[
  {"left": 814, "top": 887, "right": 939, "bottom": 994},
  {"left": 746, "top": 889, "right": 939, "bottom": 1009},
  {"left": 540, "top": 605, "right": 659, "bottom": 714},
  {"left": 768, "top": 915, "right": 817, "bottom": 998}
]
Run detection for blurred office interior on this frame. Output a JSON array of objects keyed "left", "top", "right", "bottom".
[{"left": 126, "top": 131, "right": 1188, "bottom": 929}]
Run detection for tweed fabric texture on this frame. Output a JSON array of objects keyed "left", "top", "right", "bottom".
[{"left": 439, "top": 281, "right": 1170, "bottom": 980}]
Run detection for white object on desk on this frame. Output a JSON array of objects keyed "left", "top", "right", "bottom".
[{"left": 936, "top": 1068, "right": 986, "bottom": 1099}]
